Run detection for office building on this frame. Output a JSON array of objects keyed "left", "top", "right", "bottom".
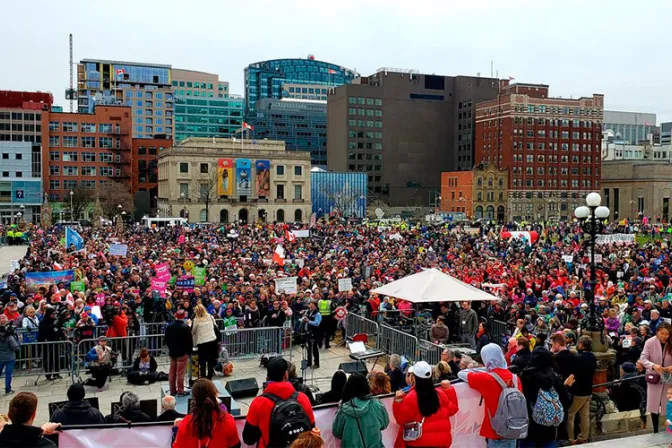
[
  {"left": 157, "top": 138, "right": 311, "bottom": 223},
  {"left": 171, "top": 68, "right": 242, "bottom": 142},
  {"left": 327, "top": 69, "right": 500, "bottom": 206},
  {"left": 244, "top": 57, "right": 358, "bottom": 115},
  {"left": 440, "top": 163, "right": 508, "bottom": 222},
  {"left": 311, "top": 169, "right": 367, "bottom": 218},
  {"left": 44, "top": 105, "right": 133, "bottom": 217},
  {"left": 661, "top": 122, "right": 672, "bottom": 145},
  {"left": 0, "top": 142, "right": 42, "bottom": 223},
  {"left": 602, "top": 161, "right": 672, "bottom": 221},
  {"left": 603, "top": 110, "right": 658, "bottom": 144},
  {"left": 475, "top": 80, "right": 603, "bottom": 221},
  {"left": 249, "top": 98, "right": 328, "bottom": 167},
  {"left": 77, "top": 59, "right": 174, "bottom": 139},
  {"left": 133, "top": 137, "right": 173, "bottom": 219}
]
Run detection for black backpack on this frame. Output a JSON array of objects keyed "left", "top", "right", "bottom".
[{"left": 261, "top": 392, "right": 312, "bottom": 447}]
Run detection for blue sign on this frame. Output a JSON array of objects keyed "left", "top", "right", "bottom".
[{"left": 236, "top": 159, "right": 251, "bottom": 198}]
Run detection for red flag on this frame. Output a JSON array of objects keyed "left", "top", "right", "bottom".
[
  {"left": 115, "top": 69, "right": 125, "bottom": 75},
  {"left": 328, "top": 69, "right": 337, "bottom": 75},
  {"left": 285, "top": 229, "right": 296, "bottom": 243},
  {"left": 272, "top": 245, "right": 285, "bottom": 267},
  {"left": 178, "top": 234, "right": 185, "bottom": 244},
  {"left": 242, "top": 122, "right": 253, "bottom": 130}
]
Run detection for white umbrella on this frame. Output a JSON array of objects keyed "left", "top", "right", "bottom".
[{"left": 371, "top": 268, "right": 499, "bottom": 303}]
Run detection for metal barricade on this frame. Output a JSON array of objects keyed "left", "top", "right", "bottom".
[
  {"left": 344, "top": 313, "right": 379, "bottom": 346},
  {"left": 489, "top": 319, "right": 510, "bottom": 349},
  {"left": 12, "top": 339, "right": 77, "bottom": 384},
  {"left": 220, "top": 327, "right": 283, "bottom": 360},
  {"left": 280, "top": 321, "right": 294, "bottom": 361},
  {"left": 377, "top": 324, "right": 418, "bottom": 362},
  {"left": 418, "top": 339, "right": 444, "bottom": 366}
]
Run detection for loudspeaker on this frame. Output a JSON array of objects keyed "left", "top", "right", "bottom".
[
  {"left": 338, "top": 361, "right": 368, "bottom": 376},
  {"left": 225, "top": 378, "right": 259, "bottom": 399}
]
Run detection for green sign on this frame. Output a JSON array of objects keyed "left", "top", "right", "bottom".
[
  {"left": 168, "top": 275, "right": 177, "bottom": 286},
  {"left": 70, "top": 281, "right": 85, "bottom": 292},
  {"left": 193, "top": 267, "right": 206, "bottom": 286}
]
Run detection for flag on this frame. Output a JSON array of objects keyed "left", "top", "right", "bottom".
[
  {"left": 508, "top": 76, "right": 515, "bottom": 81},
  {"left": 53, "top": 262, "right": 63, "bottom": 271},
  {"left": 65, "top": 227, "right": 84, "bottom": 251},
  {"left": 242, "top": 122, "right": 253, "bottom": 131},
  {"left": 272, "top": 244, "right": 285, "bottom": 267},
  {"left": 285, "top": 229, "right": 296, "bottom": 243},
  {"left": 115, "top": 69, "right": 125, "bottom": 75},
  {"left": 328, "top": 69, "right": 337, "bottom": 75}
]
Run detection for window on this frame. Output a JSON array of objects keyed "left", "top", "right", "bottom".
[
  {"left": 14, "top": 172, "right": 22, "bottom": 178},
  {"left": 49, "top": 180, "right": 60, "bottom": 190},
  {"left": 82, "top": 167, "right": 96, "bottom": 176},
  {"left": 49, "top": 136, "right": 60, "bottom": 147},
  {"left": 179, "top": 183, "right": 189, "bottom": 198},
  {"left": 62, "top": 152, "right": 78, "bottom": 162},
  {"left": 200, "top": 163, "right": 209, "bottom": 174},
  {"left": 99, "top": 153, "right": 113, "bottom": 163},
  {"left": 63, "top": 166, "right": 78, "bottom": 176},
  {"left": 99, "top": 137, "right": 113, "bottom": 148},
  {"left": 14, "top": 153, "right": 22, "bottom": 160},
  {"left": 276, "top": 184, "right": 285, "bottom": 199},
  {"left": 180, "top": 163, "right": 189, "bottom": 173},
  {"left": 100, "top": 167, "right": 113, "bottom": 176},
  {"left": 276, "top": 165, "right": 285, "bottom": 176},
  {"left": 638, "top": 197, "right": 645, "bottom": 213},
  {"left": 63, "top": 136, "right": 78, "bottom": 147},
  {"left": 294, "top": 166, "right": 302, "bottom": 176},
  {"left": 62, "top": 122, "right": 78, "bottom": 132},
  {"left": 81, "top": 136, "right": 96, "bottom": 148},
  {"left": 294, "top": 184, "right": 303, "bottom": 200},
  {"left": 49, "top": 122, "right": 60, "bottom": 132},
  {"left": 49, "top": 166, "right": 60, "bottom": 176},
  {"left": 99, "top": 124, "right": 112, "bottom": 133},
  {"left": 81, "top": 123, "right": 96, "bottom": 133},
  {"left": 82, "top": 152, "right": 95, "bottom": 162}
]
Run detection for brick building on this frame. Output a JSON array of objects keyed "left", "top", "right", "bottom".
[
  {"left": 475, "top": 81, "right": 604, "bottom": 221},
  {"left": 132, "top": 136, "right": 173, "bottom": 217},
  {"left": 441, "top": 163, "right": 509, "bottom": 222}
]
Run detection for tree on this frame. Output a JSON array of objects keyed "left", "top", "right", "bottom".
[
  {"left": 97, "top": 182, "right": 134, "bottom": 220},
  {"left": 192, "top": 170, "right": 219, "bottom": 222},
  {"left": 70, "top": 184, "right": 95, "bottom": 221}
]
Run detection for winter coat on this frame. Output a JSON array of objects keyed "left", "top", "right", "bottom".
[
  {"left": 392, "top": 385, "right": 459, "bottom": 448},
  {"left": 457, "top": 308, "right": 478, "bottom": 336},
  {"left": 105, "top": 312, "right": 128, "bottom": 338},
  {"left": 105, "top": 408, "right": 152, "bottom": 424},
  {"left": 191, "top": 315, "right": 217, "bottom": 346},
  {"left": 520, "top": 365, "right": 571, "bottom": 443},
  {"left": 0, "top": 424, "right": 56, "bottom": 447},
  {"left": 333, "top": 396, "right": 389, "bottom": 448},
  {"left": 639, "top": 335, "right": 672, "bottom": 413},
  {"left": 0, "top": 333, "right": 19, "bottom": 363},
  {"left": 165, "top": 320, "right": 194, "bottom": 358},
  {"left": 51, "top": 400, "right": 106, "bottom": 426},
  {"left": 131, "top": 356, "right": 158, "bottom": 373}
]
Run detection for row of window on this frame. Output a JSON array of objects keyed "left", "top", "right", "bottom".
[
  {"left": 179, "top": 162, "right": 304, "bottom": 177},
  {"left": 172, "top": 80, "right": 215, "bottom": 89},
  {"left": 49, "top": 122, "right": 119, "bottom": 133},
  {"left": 348, "top": 164, "right": 383, "bottom": 172},
  {"left": 49, "top": 151, "right": 115, "bottom": 162},
  {"left": 512, "top": 166, "right": 595, "bottom": 175},
  {"left": 507, "top": 104, "right": 601, "bottom": 116},
  {"left": 347, "top": 120, "right": 383, "bottom": 128},
  {"left": 348, "top": 153, "right": 383, "bottom": 160},
  {"left": 177, "top": 182, "right": 304, "bottom": 200},
  {"left": 507, "top": 142, "right": 598, "bottom": 151},
  {"left": 49, "top": 180, "right": 100, "bottom": 191},
  {"left": 49, "top": 166, "right": 117, "bottom": 176},
  {"left": 49, "top": 136, "right": 119, "bottom": 148},
  {"left": 348, "top": 97, "right": 383, "bottom": 106},
  {"left": 511, "top": 179, "right": 597, "bottom": 188},
  {"left": 348, "top": 108, "right": 383, "bottom": 117},
  {"left": 475, "top": 192, "right": 505, "bottom": 202},
  {"left": 1, "top": 171, "right": 24, "bottom": 178},
  {"left": 348, "top": 131, "right": 383, "bottom": 139},
  {"left": 135, "top": 126, "right": 172, "bottom": 135},
  {"left": 348, "top": 142, "right": 383, "bottom": 150},
  {"left": 0, "top": 112, "right": 42, "bottom": 121},
  {"left": 1, "top": 153, "right": 23, "bottom": 160},
  {"left": 512, "top": 155, "right": 595, "bottom": 164},
  {"left": 133, "top": 108, "right": 172, "bottom": 117},
  {"left": 0, "top": 123, "right": 41, "bottom": 132}
]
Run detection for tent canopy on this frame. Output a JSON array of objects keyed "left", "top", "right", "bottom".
[{"left": 370, "top": 268, "right": 499, "bottom": 304}]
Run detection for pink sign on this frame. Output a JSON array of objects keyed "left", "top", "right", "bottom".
[
  {"left": 150, "top": 278, "right": 167, "bottom": 294},
  {"left": 154, "top": 262, "right": 171, "bottom": 280}
]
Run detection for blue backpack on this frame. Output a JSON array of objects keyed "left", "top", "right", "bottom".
[{"left": 531, "top": 388, "right": 564, "bottom": 427}]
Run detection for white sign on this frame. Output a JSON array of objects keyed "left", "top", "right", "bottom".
[
  {"left": 9, "top": 259, "right": 20, "bottom": 273},
  {"left": 296, "top": 258, "right": 305, "bottom": 268},
  {"left": 291, "top": 229, "right": 310, "bottom": 238},
  {"left": 108, "top": 244, "right": 128, "bottom": 256},
  {"left": 274, "top": 276, "right": 298, "bottom": 294},
  {"left": 596, "top": 234, "right": 635, "bottom": 245},
  {"left": 338, "top": 277, "right": 353, "bottom": 292},
  {"left": 594, "top": 254, "right": 603, "bottom": 264},
  {"left": 562, "top": 255, "right": 574, "bottom": 264}
]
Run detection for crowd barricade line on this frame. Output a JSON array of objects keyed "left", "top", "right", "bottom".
[
  {"left": 11, "top": 339, "right": 77, "bottom": 385},
  {"left": 489, "top": 318, "right": 511, "bottom": 349},
  {"left": 218, "top": 326, "right": 283, "bottom": 360},
  {"left": 377, "top": 323, "right": 418, "bottom": 363},
  {"left": 344, "top": 312, "right": 379, "bottom": 346},
  {"left": 418, "top": 339, "right": 444, "bottom": 366}
]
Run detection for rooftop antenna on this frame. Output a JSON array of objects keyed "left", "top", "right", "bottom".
[{"left": 68, "top": 34, "right": 74, "bottom": 112}]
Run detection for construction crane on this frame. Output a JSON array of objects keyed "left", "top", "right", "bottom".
[{"left": 65, "top": 33, "right": 76, "bottom": 112}]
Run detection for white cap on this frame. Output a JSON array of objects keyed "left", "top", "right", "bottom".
[{"left": 410, "top": 361, "right": 432, "bottom": 379}]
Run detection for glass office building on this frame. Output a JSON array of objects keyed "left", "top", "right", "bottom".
[
  {"left": 311, "top": 171, "right": 367, "bottom": 218},
  {"left": 244, "top": 58, "right": 358, "bottom": 115},
  {"left": 249, "top": 98, "right": 327, "bottom": 167},
  {"left": 77, "top": 59, "right": 174, "bottom": 139},
  {"left": 174, "top": 96, "right": 244, "bottom": 143}
]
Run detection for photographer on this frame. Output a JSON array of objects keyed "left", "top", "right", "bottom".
[
  {"left": 302, "top": 300, "right": 322, "bottom": 369},
  {"left": 105, "top": 301, "right": 128, "bottom": 339},
  {"left": 85, "top": 336, "right": 114, "bottom": 391},
  {"left": 37, "top": 307, "right": 63, "bottom": 381},
  {"left": 0, "top": 314, "right": 20, "bottom": 394}
]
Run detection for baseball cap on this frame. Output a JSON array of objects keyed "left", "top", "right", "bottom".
[
  {"left": 98, "top": 335, "right": 107, "bottom": 341},
  {"left": 81, "top": 312, "right": 89, "bottom": 320},
  {"left": 266, "top": 357, "right": 289, "bottom": 382},
  {"left": 410, "top": 361, "right": 432, "bottom": 379}
]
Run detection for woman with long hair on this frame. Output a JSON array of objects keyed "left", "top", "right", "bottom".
[
  {"left": 316, "top": 370, "right": 347, "bottom": 405},
  {"left": 392, "top": 361, "right": 459, "bottom": 447},
  {"left": 174, "top": 379, "right": 240, "bottom": 447},
  {"left": 639, "top": 321, "right": 672, "bottom": 433},
  {"left": 191, "top": 304, "right": 219, "bottom": 380}
]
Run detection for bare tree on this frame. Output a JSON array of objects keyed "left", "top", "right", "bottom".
[
  {"left": 97, "top": 182, "right": 134, "bottom": 220},
  {"left": 70, "top": 184, "right": 95, "bottom": 221},
  {"left": 192, "top": 170, "right": 219, "bottom": 222}
]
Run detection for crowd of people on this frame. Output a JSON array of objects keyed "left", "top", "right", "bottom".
[{"left": 0, "top": 217, "right": 670, "bottom": 446}]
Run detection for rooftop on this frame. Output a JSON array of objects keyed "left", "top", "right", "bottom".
[{"left": 80, "top": 58, "right": 171, "bottom": 69}]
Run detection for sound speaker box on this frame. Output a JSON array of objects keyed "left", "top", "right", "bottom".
[
  {"left": 338, "top": 361, "right": 368, "bottom": 375},
  {"left": 225, "top": 378, "right": 259, "bottom": 399}
]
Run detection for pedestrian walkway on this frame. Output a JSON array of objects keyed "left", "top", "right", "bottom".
[{"left": 0, "top": 244, "right": 27, "bottom": 275}]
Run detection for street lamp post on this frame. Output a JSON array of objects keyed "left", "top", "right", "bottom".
[
  {"left": 574, "top": 192, "right": 610, "bottom": 331},
  {"left": 70, "top": 190, "right": 74, "bottom": 220},
  {"left": 19, "top": 205, "right": 25, "bottom": 223}
]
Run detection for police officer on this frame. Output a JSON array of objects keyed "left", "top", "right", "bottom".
[
  {"left": 302, "top": 300, "right": 321, "bottom": 369},
  {"left": 6, "top": 228, "right": 14, "bottom": 246},
  {"left": 317, "top": 294, "right": 334, "bottom": 349}
]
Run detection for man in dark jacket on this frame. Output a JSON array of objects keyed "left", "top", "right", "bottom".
[
  {"left": 51, "top": 384, "right": 105, "bottom": 425},
  {"left": 511, "top": 337, "right": 532, "bottom": 373},
  {"left": 265, "top": 300, "right": 286, "bottom": 328},
  {"left": 567, "top": 335, "right": 597, "bottom": 444},
  {"left": 157, "top": 395, "right": 185, "bottom": 422},
  {"left": 164, "top": 309, "right": 193, "bottom": 396},
  {"left": 550, "top": 333, "right": 576, "bottom": 382},
  {"left": 0, "top": 392, "right": 60, "bottom": 447},
  {"left": 105, "top": 391, "right": 152, "bottom": 423}
]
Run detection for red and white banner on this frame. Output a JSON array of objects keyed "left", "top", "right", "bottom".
[
  {"left": 501, "top": 230, "right": 538, "bottom": 246},
  {"left": 59, "top": 382, "right": 485, "bottom": 448}
]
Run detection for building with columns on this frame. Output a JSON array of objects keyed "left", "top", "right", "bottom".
[{"left": 157, "top": 138, "right": 311, "bottom": 223}]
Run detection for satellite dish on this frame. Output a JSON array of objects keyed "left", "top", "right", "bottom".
[{"left": 374, "top": 208, "right": 384, "bottom": 219}]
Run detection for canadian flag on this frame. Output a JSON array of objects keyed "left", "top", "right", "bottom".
[
  {"left": 242, "top": 122, "right": 253, "bottom": 131},
  {"left": 272, "top": 244, "right": 285, "bottom": 267},
  {"left": 115, "top": 69, "right": 125, "bottom": 75},
  {"left": 328, "top": 69, "right": 337, "bottom": 75},
  {"left": 53, "top": 262, "right": 63, "bottom": 271},
  {"left": 285, "top": 229, "right": 296, "bottom": 243},
  {"left": 500, "top": 230, "right": 539, "bottom": 246}
]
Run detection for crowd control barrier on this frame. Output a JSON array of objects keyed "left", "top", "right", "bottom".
[
  {"left": 12, "top": 340, "right": 77, "bottom": 384},
  {"left": 377, "top": 323, "right": 418, "bottom": 362},
  {"left": 220, "top": 326, "right": 283, "bottom": 360},
  {"left": 344, "top": 313, "right": 379, "bottom": 346},
  {"left": 418, "top": 339, "right": 444, "bottom": 366},
  {"left": 489, "top": 319, "right": 511, "bottom": 349}
]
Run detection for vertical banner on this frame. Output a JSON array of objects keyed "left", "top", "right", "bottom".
[
  {"left": 255, "top": 160, "right": 270, "bottom": 197},
  {"left": 236, "top": 159, "right": 251, "bottom": 197},
  {"left": 217, "top": 158, "right": 233, "bottom": 196}
]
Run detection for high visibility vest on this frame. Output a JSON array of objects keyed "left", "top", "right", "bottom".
[
  {"left": 318, "top": 299, "right": 332, "bottom": 316},
  {"left": 7, "top": 231, "right": 13, "bottom": 238}
]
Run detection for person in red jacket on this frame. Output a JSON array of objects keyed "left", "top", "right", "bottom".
[
  {"left": 458, "top": 343, "right": 522, "bottom": 448},
  {"left": 243, "top": 357, "right": 315, "bottom": 448},
  {"left": 105, "top": 302, "right": 128, "bottom": 338},
  {"left": 392, "top": 361, "right": 459, "bottom": 448},
  {"left": 173, "top": 378, "right": 240, "bottom": 448}
]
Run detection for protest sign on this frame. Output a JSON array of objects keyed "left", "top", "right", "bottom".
[
  {"left": 175, "top": 276, "right": 195, "bottom": 292},
  {"left": 562, "top": 255, "right": 574, "bottom": 264},
  {"left": 25, "top": 270, "right": 75, "bottom": 292},
  {"left": 154, "top": 262, "right": 171, "bottom": 280},
  {"left": 274, "top": 277, "right": 298, "bottom": 294},
  {"left": 9, "top": 259, "right": 20, "bottom": 273},
  {"left": 70, "top": 281, "right": 86, "bottom": 292},
  {"left": 150, "top": 278, "right": 167, "bottom": 294},
  {"left": 291, "top": 230, "right": 309, "bottom": 238},
  {"left": 595, "top": 234, "right": 635, "bottom": 244},
  {"left": 193, "top": 267, "right": 206, "bottom": 286},
  {"left": 338, "top": 277, "right": 353, "bottom": 292},
  {"left": 108, "top": 244, "right": 128, "bottom": 256}
]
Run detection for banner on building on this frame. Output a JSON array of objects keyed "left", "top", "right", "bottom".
[
  {"left": 255, "top": 160, "right": 270, "bottom": 197},
  {"left": 217, "top": 158, "right": 234, "bottom": 197},
  {"left": 108, "top": 244, "right": 128, "bottom": 256},
  {"left": 274, "top": 276, "right": 298, "bottom": 294},
  {"left": 236, "top": 159, "right": 251, "bottom": 197},
  {"left": 25, "top": 270, "right": 75, "bottom": 291},
  {"left": 595, "top": 233, "right": 635, "bottom": 244}
]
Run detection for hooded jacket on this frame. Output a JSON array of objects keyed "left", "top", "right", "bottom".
[
  {"left": 0, "top": 424, "right": 56, "bottom": 447},
  {"left": 51, "top": 400, "right": 106, "bottom": 426},
  {"left": 333, "top": 396, "right": 389, "bottom": 448}
]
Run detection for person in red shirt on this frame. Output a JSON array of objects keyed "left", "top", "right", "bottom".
[
  {"left": 458, "top": 343, "right": 522, "bottom": 448},
  {"left": 243, "top": 357, "right": 315, "bottom": 448},
  {"left": 173, "top": 378, "right": 240, "bottom": 448},
  {"left": 105, "top": 302, "right": 128, "bottom": 338},
  {"left": 2, "top": 301, "right": 21, "bottom": 322}
]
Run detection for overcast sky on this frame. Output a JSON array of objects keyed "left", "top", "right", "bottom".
[{"left": 3, "top": 0, "right": 671, "bottom": 122}]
